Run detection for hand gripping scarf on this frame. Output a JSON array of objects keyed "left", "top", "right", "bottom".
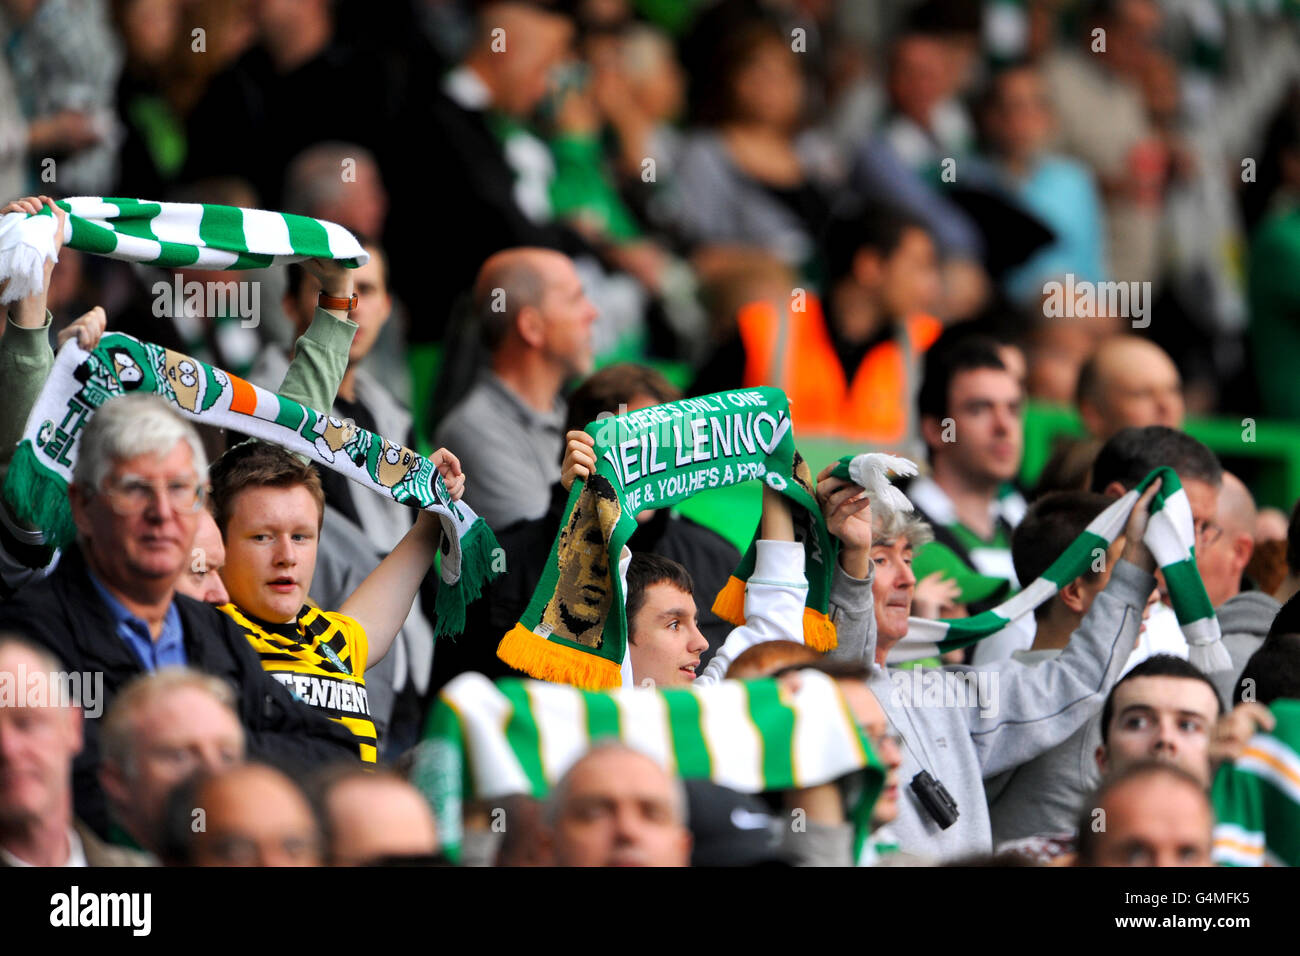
[
  {"left": 498, "top": 387, "right": 837, "bottom": 690},
  {"left": 411, "top": 670, "right": 885, "bottom": 863},
  {"left": 0, "top": 197, "right": 368, "bottom": 304},
  {"left": 829, "top": 456, "right": 1231, "bottom": 674},
  {"left": 3, "top": 333, "right": 499, "bottom": 635}
]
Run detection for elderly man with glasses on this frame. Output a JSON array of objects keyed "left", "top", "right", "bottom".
[{"left": 0, "top": 394, "right": 360, "bottom": 842}]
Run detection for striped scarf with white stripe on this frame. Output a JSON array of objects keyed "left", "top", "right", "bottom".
[
  {"left": 1213, "top": 699, "right": 1300, "bottom": 867},
  {"left": 412, "top": 670, "right": 885, "bottom": 863},
  {"left": 886, "top": 466, "right": 1231, "bottom": 674},
  {"left": 0, "top": 197, "right": 368, "bottom": 303},
  {"left": 2, "top": 332, "right": 498, "bottom": 635}
]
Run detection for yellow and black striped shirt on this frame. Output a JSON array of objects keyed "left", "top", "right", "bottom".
[{"left": 220, "top": 602, "right": 377, "bottom": 763}]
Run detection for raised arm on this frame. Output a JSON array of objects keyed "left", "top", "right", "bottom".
[
  {"left": 695, "top": 484, "right": 806, "bottom": 683},
  {"left": 816, "top": 463, "right": 878, "bottom": 667},
  {"left": 971, "top": 481, "right": 1161, "bottom": 777},
  {"left": 339, "top": 448, "right": 466, "bottom": 669},
  {"left": 275, "top": 256, "right": 359, "bottom": 412}
]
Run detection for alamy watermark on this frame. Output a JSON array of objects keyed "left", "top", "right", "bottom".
[
  {"left": 0, "top": 663, "right": 104, "bottom": 718},
  {"left": 1042, "top": 273, "right": 1151, "bottom": 329},
  {"left": 888, "top": 667, "right": 999, "bottom": 719},
  {"left": 152, "top": 274, "right": 261, "bottom": 328}
]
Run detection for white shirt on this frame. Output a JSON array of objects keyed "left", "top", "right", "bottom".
[{"left": 0, "top": 827, "right": 87, "bottom": 867}]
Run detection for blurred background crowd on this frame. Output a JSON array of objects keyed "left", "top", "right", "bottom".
[{"left": 2, "top": 0, "right": 1299, "bottom": 447}]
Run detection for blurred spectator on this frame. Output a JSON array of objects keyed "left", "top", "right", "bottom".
[
  {"left": 878, "top": 28, "right": 973, "bottom": 176},
  {"left": 433, "top": 248, "right": 596, "bottom": 528},
  {"left": 181, "top": 0, "right": 389, "bottom": 209},
  {"left": 0, "top": 635, "right": 150, "bottom": 866},
  {"left": 540, "top": 743, "right": 691, "bottom": 867},
  {"left": 1248, "top": 100, "right": 1300, "bottom": 422},
  {"left": 284, "top": 141, "right": 389, "bottom": 241},
  {"left": 1, "top": 0, "right": 122, "bottom": 194},
  {"left": 910, "top": 335, "right": 1025, "bottom": 593},
  {"left": 161, "top": 763, "right": 322, "bottom": 866},
  {"left": 1041, "top": 0, "right": 1168, "bottom": 286},
  {"left": 385, "top": 2, "right": 608, "bottom": 343},
  {"left": 1075, "top": 761, "right": 1213, "bottom": 867},
  {"left": 692, "top": 202, "right": 942, "bottom": 447},
  {"left": 99, "top": 668, "right": 244, "bottom": 854},
  {"left": 975, "top": 60, "right": 1108, "bottom": 306},
  {"left": 667, "top": 19, "right": 832, "bottom": 277},
  {"left": 111, "top": 0, "right": 186, "bottom": 199},
  {"left": 1074, "top": 335, "right": 1184, "bottom": 439},
  {"left": 313, "top": 766, "right": 439, "bottom": 865}
]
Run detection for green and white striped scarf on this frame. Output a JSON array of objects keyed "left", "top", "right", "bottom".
[
  {"left": 412, "top": 670, "right": 885, "bottom": 863},
  {"left": 838, "top": 460, "right": 1231, "bottom": 674},
  {"left": 2, "top": 332, "right": 499, "bottom": 635},
  {"left": 0, "top": 196, "right": 367, "bottom": 303},
  {"left": 1213, "top": 699, "right": 1300, "bottom": 867}
]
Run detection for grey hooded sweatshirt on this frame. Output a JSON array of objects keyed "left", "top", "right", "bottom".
[
  {"left": 1210, "top": 590, "right": 1280, "bottom": 707},
  {"left": 826, "top": 558, "right": 1153, "bottom": 862}
]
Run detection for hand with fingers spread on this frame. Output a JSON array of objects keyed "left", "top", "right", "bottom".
[
  {"left": 430, "top": 447, "right": 465, "bottom": 501},
  {"left": 2, "top": 195, "right": 67, "bottom": 328},
  {"left": 561, "top": 429, "right": 597, "bottom": 492},
  {"left": 55, "top": 306, "right": 107, "bottom": 351}
]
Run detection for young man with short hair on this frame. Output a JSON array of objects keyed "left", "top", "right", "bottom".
[
  {"left": 209, "top": 441, "right": 463, "bottom": 762},
  {"left": 620, "top": 484, "right": 806, "bottom": 687}
]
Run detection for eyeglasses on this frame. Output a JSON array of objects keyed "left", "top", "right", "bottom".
[
  {"left": 1195, "top": 519, "right": 1223, "bottom": 548},
  {"left": 98, "top": 476, "right": 207, "bottom": 516}
]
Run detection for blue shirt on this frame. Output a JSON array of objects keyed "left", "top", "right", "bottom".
[
  {"left": 87, "top": 570, "right": 186, "bottom": 671},
  {"left": 999, "top": 155, "right": 1108, "bottom": 303}
]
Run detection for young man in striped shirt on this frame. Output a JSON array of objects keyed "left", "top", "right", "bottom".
[{"left": 209, "top": 441, "right": 464, "bottom": 761}]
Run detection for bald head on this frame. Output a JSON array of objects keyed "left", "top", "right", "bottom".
[
  {"left": 1200, "top": 471, "right": 1257, "bottom": 607},
  {"left": 474, "top": 247, "right": 597, "bottom": 382},
  {"left": 544, "top": 744, "right": 691, "bottom": 867},
  {"left": 466, "top": 3, "right": 573, "bottom": 118},
  {"left": 1077, "top": 336, "right": 1184, "bottom": 439},
  {"left": 175, "top": 764, "right": 321, "bottom": 867},
  {"left": 323, "top": 772, "right": 439, "bottom": 865}
]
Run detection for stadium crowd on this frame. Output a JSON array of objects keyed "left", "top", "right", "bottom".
[{"left": 2, "top": 0, "right": 1300, "bottom": 868}]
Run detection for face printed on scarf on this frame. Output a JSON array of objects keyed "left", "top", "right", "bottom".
[
  {"left": 164, "top": 350, "right": 203, "bottom": 413},
  {"left": 220, "top": 484, "right": 321, "bottom": 623},
  {"left": 871, "top": 538, "right": 916, "bottom": 650},
  {"left": 542, "top": 476, "right": 622, "bottom": 647},
  {"left": 1097, "top": 676, "right": 1219, "bottom": 785},
  {"left": 547, "top": 747, "right": 691, "bottom": 867},
  {"left": 628, "top": 582, "right": 709, "bottom": 687}
]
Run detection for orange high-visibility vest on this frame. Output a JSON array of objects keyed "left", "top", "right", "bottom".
[{"left": 736, "top": 295, "right": 942, "bottom": 442}]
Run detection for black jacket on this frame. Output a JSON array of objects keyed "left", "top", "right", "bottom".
[{"left": 0, "top": 547, "right": 359, "bottom": 838}]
